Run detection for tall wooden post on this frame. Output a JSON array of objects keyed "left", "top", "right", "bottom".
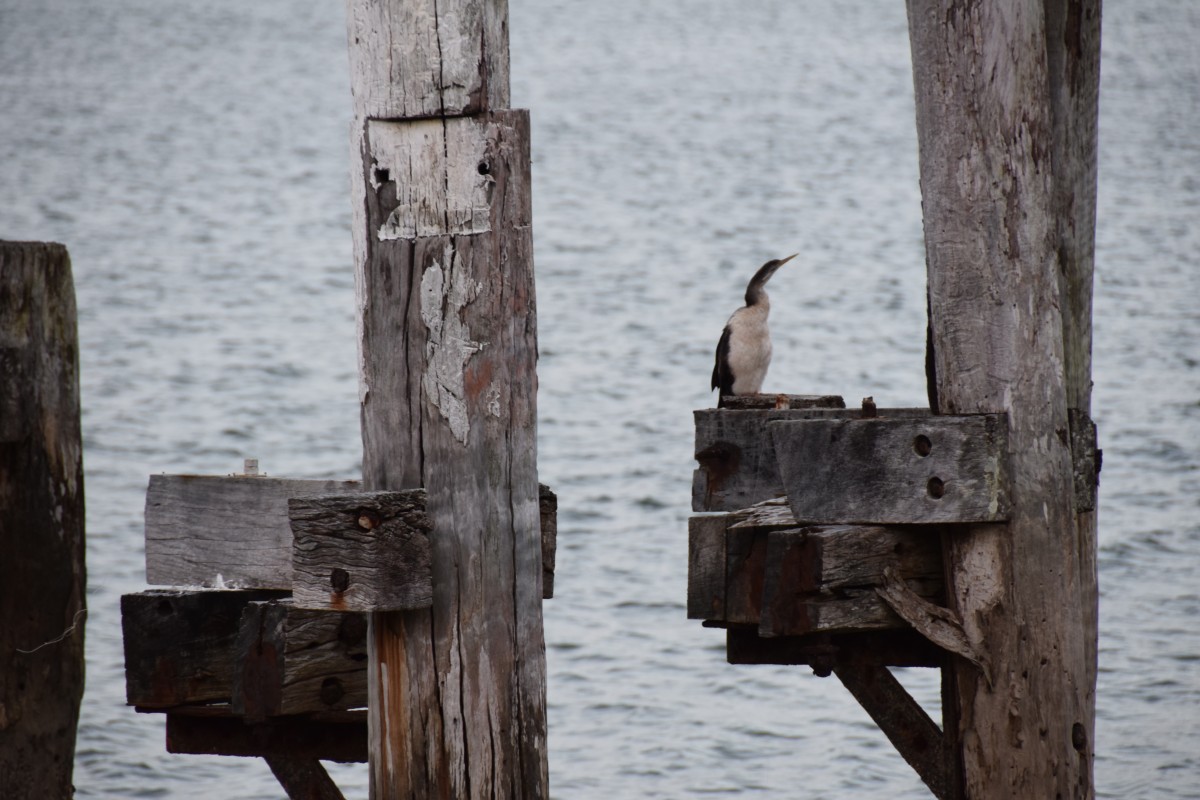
[
  {"left": 0, "top": 242, "right": 87, "bottom": 797},
  {"left": 344, "top": 1, "right": 547, "bottom": 798},
  {"left": 907, "top": 2, "right": 1101, "bottom": 797}
]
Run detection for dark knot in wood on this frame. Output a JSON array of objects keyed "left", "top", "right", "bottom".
[
  {"left": 319, "top": 677, "right": 346, "bottom": 706},
  {"left": 913, "top": 434, "right": 932, "bottom": 457},
  {"left": 1072, "top": 722, "right": 1088, "bottom": 752},
  {"left": 330, "top": 568, "right": 351, "bottom": 592}
]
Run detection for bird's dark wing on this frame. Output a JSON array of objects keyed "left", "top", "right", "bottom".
[{"left": 712, "top": 324, "right": 733, "bottom": 405}]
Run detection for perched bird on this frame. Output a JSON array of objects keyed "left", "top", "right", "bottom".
[{"left": 711, "top": 254, "right": 796, "bottom": 407}]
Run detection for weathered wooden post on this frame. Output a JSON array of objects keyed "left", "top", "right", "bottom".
[
  {"left": 345, "top": 0, "right": 547, "bottom": 797},
  {"left": 0, "top": 241, "right": 86, "bottom": 797},
  {"left": 907, "top": 1, "right": 1101, "bottom": 796}
]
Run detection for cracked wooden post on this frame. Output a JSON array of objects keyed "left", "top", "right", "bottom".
[
  {"left": 907, "top": 1, "right": 1101, "bottom": 797},
  {"left": 345, "top": 1, "right": 547, "bottom": 797},
  {"left": 0, "top": 241, "right": 86, "bottom": 797}
]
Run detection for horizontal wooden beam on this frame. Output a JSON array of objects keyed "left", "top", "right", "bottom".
[
  {"left": 725, "top": 628, "right": 943, "bottom": 670},
  {"left": 289, "top": 490, "right": 433, "bottom": 613},
  {"left": 144, "top": 475, "right": 360, "bottom": 589},
  {"left": 164, "top": 706, "right": 367, "bottom": 763},
  {"left": 122, "top": 589, "right": 285, "bottom": 708},
  {"left": 233, "top": 599, "right": 368, "bottom": 719},
  {"left": 771, "top": 414, "right": 1010, "bottom": 524},
  {"left": 714, "top": 394, "right": 846, "bottom": 411},
  {"left": 143, "top": 475, "right": 558, "bottom": 600},
  {"left": 689, "top": 505, "right": 944, "bottom": 638},
  {"left": 693, "top": 407, "right": 928, "bottom": 512},
  {"left": 124, "top": 590, "right": 369, "bottom": 714}
]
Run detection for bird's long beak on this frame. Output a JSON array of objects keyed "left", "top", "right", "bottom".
[{"left": 779, "top": 253, "right": 798, "bottom": 265}]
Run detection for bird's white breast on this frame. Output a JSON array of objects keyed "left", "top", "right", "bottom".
[{"left": 726, "top": 304, "right": 772, "bottom": 395}]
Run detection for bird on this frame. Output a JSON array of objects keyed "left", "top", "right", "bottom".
[{"left": 712, "top": 254, "right": 796, "bottom": 407}]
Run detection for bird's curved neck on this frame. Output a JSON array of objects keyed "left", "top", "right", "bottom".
[{"left": 745, "top": 284, "right": 771, "bottom": 308}]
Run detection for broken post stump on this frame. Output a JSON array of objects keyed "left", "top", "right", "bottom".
[{"left": 0, "top": 241, "right": 86, "bottom": 799}]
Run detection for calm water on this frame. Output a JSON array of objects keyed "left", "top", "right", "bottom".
[{"left": 2, "top": 1, "right": 1197, "bottom": 797}]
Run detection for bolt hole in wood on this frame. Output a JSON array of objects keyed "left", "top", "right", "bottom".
[
  {"left": 373, "top": 167, "right": 390, "bottom": 184},
  {"left": 356, "top": 509, "right": 380, "bottom": 530},
  {"left": 913, "top": 434, "right": 932, "bottom": 457},
  {"left": 927, "top": 477, "right": 945, "bottom": 499},
  {"left": 477, "top": 161, "right": 490, "bottom": 175},
  {"left": 319, "top": 677, "right": 345, "bottom": 705},
  {"left": 330, "top": 568, "right": 351, "bottom": 592}
]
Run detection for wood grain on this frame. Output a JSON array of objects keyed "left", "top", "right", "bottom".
[
  {"left": 144, "top": 475, "right": 360, "bottom": 589},
  {"left": 908, "top": 0, "right": 1100, "bottom": 795},
  {"left": 345, "top": 0, "right": 509, "bottom": 119},
  {"left": 770, "top": 415, "right": 1010, "bottom": 525},
  {"left": 692, "top": 405, "right": 923, "bottom": 512},
  {"left": 122, "top": 589, "right": 284, "bottom": 707},
  {"left": 289, "top": 490, "right": 433, "bottom": 613},
  {"left": 353, "top": 106, "right": 546, "bottom": 798},
  {"left": 0, "top": 242, "right": 86, "bottom": 799}
]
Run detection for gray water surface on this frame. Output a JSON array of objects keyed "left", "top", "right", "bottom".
[{"left": 2, "top": 1, "right": 1197, "bottom": 797}]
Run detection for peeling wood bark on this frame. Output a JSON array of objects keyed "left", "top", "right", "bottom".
[
  {"left": 907, "top": 1, "right": 1100, "bottom": 796},
  {"left": 0, "top": 242, "right": 86, "bottom": 799}
]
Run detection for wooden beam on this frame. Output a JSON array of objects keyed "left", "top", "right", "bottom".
[
  {"left": 907, "top": 0, "right": 1100, "bottom": 795},
  {"left": 0, "top": 241, "right": 86, "bottom": 799},
  {"left": 143, "top": 475, "right": 556, "bottom": 600},
  {"left": 713, "top": 393, "right": 845, "bottom": 411},
  {"left": 693, "top": 406, "right": 926, "bottom": 512},
  {"left": 164, "top": 706, "right": 367, "bottom": 763},
  {"left": 144, "top": 475, "right": 360, "bottom": 589},
  {"left": 264, "top": 755, "right": 347, "bottom": 800},
  {"left": 726, "top": 628, "right": 942, "bottom": 670},
  {"left": 122, "top": 589, "right": 284, "bottom": 708},
  {"left": 232, "top": 599, "right": 369, "bottom": 719},
  {"left": 770, "top": 415, "right": 1010, "bottom": 525},
  {"left": 289, "top": 490, "right": 433, "bottom": 613},
  {"left": 834, "top": 661, "right": 951, "bottom": 800},
  {"left": 689, "top": 507, "right": 944, "bottom": 637}
]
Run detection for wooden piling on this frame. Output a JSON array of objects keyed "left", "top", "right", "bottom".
[
  {"left": 0, "top": 241, "right": 86, "bottom": 797},
  {"left": 906, "top": 1, "right": 1101, "bottom": 796},
  {"left": 345, "top": 0, "right": 547, "bottom": 797}
]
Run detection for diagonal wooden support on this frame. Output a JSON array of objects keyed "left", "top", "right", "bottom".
[
  {"left": 833, "top": 659, "right": 951, "bottom": 800},
  {"left": 264, "top": 755, "right": 347, "bottom": 800}
]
